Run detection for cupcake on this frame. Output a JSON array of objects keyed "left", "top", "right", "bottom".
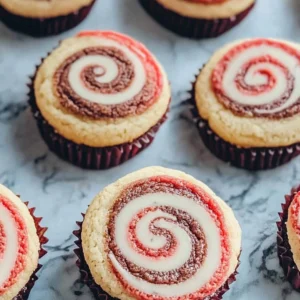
[
  {"left": 139, "top": 0, "right": 255, "bottom": 39},
  {"left": 0, "top": 184, "right": 47, "bottom": 300},
  {"left": 0, "top": 0, "right": 96, "bottom": 37},
  {"left": 30, "top": 31, "right": 170, "bottom": 169},
  {"left": 277, "top": 185, "right": 300, "bottom": 291},
  {"left": 74, "top": 166, "right": 242, "bottom": 299},
  {"left": 191, "top": 38, "right": 300, "bottom": 170}
]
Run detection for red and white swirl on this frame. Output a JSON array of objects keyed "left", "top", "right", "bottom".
[
  {"left": 54, "top": 31, "right": 163, "bottom": 118},
  {"left": 107, "top": 176, "right": 231, "bottom": 299},
  {"left": 212, "top": 39, "right": 300, "bottom": 118},
  {"left": 0, "top": 195, "right": 28, "bottom": 295}
]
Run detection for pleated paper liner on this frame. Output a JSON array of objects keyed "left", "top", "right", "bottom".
[
  {"left": 28, "top": 64, "right": 169, "bottom": 170},
  {"left": 277, "top": 185, "right": 300, "bottom": 292},
  {"left": 74, "top": 215, "right": 240, "bottom": 300},
  {"left": 0, "top": 0, "right": 96, "bottom": 37},
  {"left": 14, "top": 202, "right": 48, "bottom": 300},
  {"left": 138, "top": 0, "right": 255, "bottom": 39},
  {"left": 189, "top": 76, "right": 300, "bottom": 170}
]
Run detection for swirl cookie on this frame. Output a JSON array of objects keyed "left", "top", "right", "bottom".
[
  {"left": 0, "top": 184, "right": 47, "bottom": 300},
  {"left": 30, "top": 31, "right": 170, "bottom": 169},
  {"left": 191, "top": 38, "right": 300, "bottom": 170},
  {"left": 139, "top": 0, "right": 255, "bottom": 39},
  {"left": 0, "top": 0, "right": 96, "bottom": 37},
  {"left": 277, "top": 186, "right": 300, "bottom": 292},
  {"left": 75, "top": 166, "right": 242, "bottom": 300}
]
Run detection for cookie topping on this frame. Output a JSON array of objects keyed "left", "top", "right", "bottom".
[
  {"left": 53, "top": 31, "right": 163, "bottom": 119},
  {"left": 0, "top": 195, "right": 28, "bottom": 295},
  {"left": 289, "top": 191, "right": 300, "bottom": 237},
  {"left": 107, "top": 176, "right": 231, "bottom": 299},
  {"left": 211, "top": 39, "right": 300, "bottom": 118}
]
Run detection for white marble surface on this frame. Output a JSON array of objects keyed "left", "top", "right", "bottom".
[{"left": 1, "top": 0, "right": 300, "bottom": 299}]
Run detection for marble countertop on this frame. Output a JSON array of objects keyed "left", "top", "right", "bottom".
[{"left": 1, "top": 0, "right": 300, "bottom": 299}]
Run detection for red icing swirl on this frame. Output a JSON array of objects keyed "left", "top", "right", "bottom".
[
  {"left": 0, "top": 223, "right": 6, "bottom": 261},
  {"left": 211, "top": 39, "right": 300, "bottom": 118},
  {"left": 107, "top": 176, "right": 232, "bottom": 299},
  {"left": 0, "top": 195, "right": 28, "bottom": 295}
]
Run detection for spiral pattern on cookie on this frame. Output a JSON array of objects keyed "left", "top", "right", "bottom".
[
  {"left": 0, "top": 195, "right": 28, "bottom": 295},
  {"left": 54, "top": 31, "right": 163, "bottom": 119},
  {"left": 107, "top": 176, "right": 231, "bottom": 299},
  {"left": 212, "top": 39, "right": 300, "bottom": 118}
]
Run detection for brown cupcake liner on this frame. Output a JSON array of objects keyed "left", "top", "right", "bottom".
[
  {"left": 189, "top": 75, "right": 300, "bottom": 170},
  {"left": 74, "top": 215, "right": 240, "bottom": 300},
  {"left": 28, "top": 62, "right": 169, "bottom": 170},
  {"left": 277, "top": 185, "right": 300, "bottom": 292},
  {"left": 0, "top": 0, "right": 96, "bottom": 37},
  {"left": 14, "top": 202, "right": 48, "bottom": 300},
  {"left": 138, "top": 0, "right": 255, "bottom": 39}
]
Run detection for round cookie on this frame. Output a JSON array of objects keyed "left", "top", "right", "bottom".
[
  {"left": 0, "top": 184, "right": 40, "bottom": 300},
  {"left": 191, "top": 38, "right": 300, "bottom": 170},
  {"left": 0, "top": 0, "right": 96, "bottom": 37},
  {"left": 30, "top": 31, "right": 170, "bottom": 169},
  {"left": 78, "top": 166, "right": 242, "bottom": 300},
  {"left": 139, "top": 0, "right": 255, "bottom": 39}
]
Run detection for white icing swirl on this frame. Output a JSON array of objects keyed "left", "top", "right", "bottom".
[{"left": 68, "top": 37, "right": 146, "bottom": 105}]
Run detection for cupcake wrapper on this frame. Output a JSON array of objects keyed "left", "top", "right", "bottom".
[
  {"left": 189, "top": 75, "right": 300, "bottom": 170},
  {"left": 138, "top": 0, "right": 255, "bottom": 39},
  {"left": 73, "top": 215, "right": 240, "bottom": 300},
  {"left": 0, "top": 0, "right": 95, "bottom": 37},
  {"left": 277, "top": 185, "right": 300, "bottom": 292},
  {"left": 14, "top": 202, "right": 48, "bottom": 300},
  {"left": 28, "top": 63, "right": 169, "bottom": 170}
]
